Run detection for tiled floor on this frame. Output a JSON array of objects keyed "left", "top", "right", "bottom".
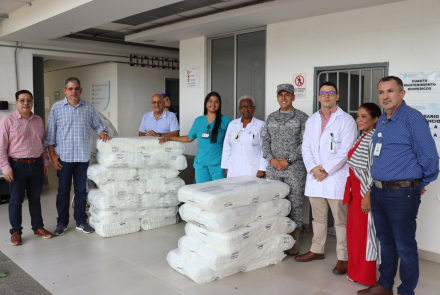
[{"left": 1, "top": 170, "right": 440, "bottom": 295}]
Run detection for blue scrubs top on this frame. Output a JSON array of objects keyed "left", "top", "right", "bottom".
[{"left": 189, "top": 114, "right": 232, "bottom": 166}]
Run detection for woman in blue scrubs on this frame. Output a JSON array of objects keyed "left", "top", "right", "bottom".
[{"left": 159, "top": 92, "right": 232, "bottom": 183}]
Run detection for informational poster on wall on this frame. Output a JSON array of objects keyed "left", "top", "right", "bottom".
[
  {"left": 92, "top": 81, "right": 110, "bottom": 112},
  {"left": 407, "top": 103, "right": 440, "bottom": 140},
  {"left": 400, "top": 71, "right": 440, "bottom": 93},
  {"left": 186, "top": 68, "right": 197, "bottom": 88},
  {"left": 44, "top": 97, "right": 49, "bottom": 109},
  {"left": 293, "top": 73, "right": 306, "bottom": 99}
]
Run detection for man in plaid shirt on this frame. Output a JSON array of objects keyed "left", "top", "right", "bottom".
[
  {"left": 0, "top": 90, "right": 54, "bottom": 246},
  {"left": 44, "top": 77, "right": 110, "bottom": 235}
]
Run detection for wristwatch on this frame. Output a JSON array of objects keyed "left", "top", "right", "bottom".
[
  {"left": 286, "top": 158, "right": 292, "bottom": 164},
  {"left": 159, "top": 133, "right": 162, "bottom": 137}
]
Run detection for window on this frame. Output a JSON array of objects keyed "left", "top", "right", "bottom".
[{"left": 209, "top": 28, "right": 266, "bottom": 120}]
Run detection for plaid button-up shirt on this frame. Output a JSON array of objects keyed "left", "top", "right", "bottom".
[
  {"left": 44, "top": 97, "right": 108, "bottom": 163},
  {"left": 0, "top": 110, "right": 49, "bottom": 173}
]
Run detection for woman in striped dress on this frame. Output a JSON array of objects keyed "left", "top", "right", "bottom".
[{"left": 344, "top": 102, "right": 382, "bottom": 286}]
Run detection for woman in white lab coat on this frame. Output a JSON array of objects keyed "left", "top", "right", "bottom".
[{"left": 221, "top": 95, "right": 268, "bottom": 178}]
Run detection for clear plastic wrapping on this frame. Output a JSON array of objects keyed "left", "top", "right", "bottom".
[
  {"left": 96, "top": 137, "right": 185, "bottom": 154},
  {"left": 95, "top": 177, "right": 185, "bottom": 195},
  {"left": 96, "top": 151, "right": 187, "bottom": 170},
  {"left": 179, "top": 199, "right": 291, "bottom": 232},
  {"left": 178, "top": 234, "right": 294, "bottom": 271},
  {"left": 90, "top": 217, "right": 140, "bottom": 238},
  {"left": 185, "top": 216, "right": 295, "bottom": 253},
  {"left": 140, "top": 216, "right": 178, "bottom": 230},
  {"left": 89, "top": 206, "right": 178, "bottom": 223},
  {"left": 178, "top": 176, "right": 290, "bottom": 212}
]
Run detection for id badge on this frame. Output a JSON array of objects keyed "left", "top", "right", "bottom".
[
  {"left": 373, "top": 143, "right": 382, "bottom": 156},
  {"left": 328, "top": 141, "right": 335, "bottom": 154},
  {"left": 201, "top": 133, "right": 210, "bottom": 138}
]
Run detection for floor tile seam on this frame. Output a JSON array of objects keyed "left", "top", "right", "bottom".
[{"left": 128, "top": 258, "right": 183, "bottom": 290}]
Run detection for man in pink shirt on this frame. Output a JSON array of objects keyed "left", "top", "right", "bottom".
[{"left": 0, "top": 90, "right": 53, "bottom": 246}]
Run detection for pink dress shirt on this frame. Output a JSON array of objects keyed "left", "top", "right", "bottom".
[
  {"left": 0, "top": 110, "right": 49, "bottom": 173},
  {"left": 319, "top": 106, "right": 338, "bottom": 135}
]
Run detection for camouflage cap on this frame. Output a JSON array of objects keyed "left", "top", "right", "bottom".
[{"left": 276, "top": 83, "right": 295, "bottom": 94}]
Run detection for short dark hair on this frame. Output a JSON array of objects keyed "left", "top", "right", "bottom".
[
  {"left": 15, "top": 90, "right": 33, "bottom": 101},
  {"left": 359, "top": 102, "right": 382, "bottom": 119},
  {"left": 378, "top": 76, "right": 404, "bottom": 91},
  {"left": 319, "top": 81, "right": 338, "bottom": 94},
  {"left": 64, "top": 77, "right": 81, "bottom": 88}
]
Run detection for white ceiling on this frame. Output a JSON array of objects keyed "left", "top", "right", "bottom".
[{"left": 0, "top": 0, "right": 33, "bottom": 15}]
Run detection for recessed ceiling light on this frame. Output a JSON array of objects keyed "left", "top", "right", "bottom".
[{"left": 143, "top": 40, "right": 156, "bottom": 42}]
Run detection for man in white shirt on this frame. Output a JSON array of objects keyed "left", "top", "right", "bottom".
[
  {"left": 297, "top": 81, "right": 357, "bottom": 276},
  {"left": 221, "top": 95, "right": 267, "bottom": 178}
]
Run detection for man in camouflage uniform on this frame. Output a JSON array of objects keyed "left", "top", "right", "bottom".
[{"left": 262, "top": 83, "right": 309, "bottom": 256}]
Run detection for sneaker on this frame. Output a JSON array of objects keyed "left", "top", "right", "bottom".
[
  {"left": 76, "top": 222, "right": 94, "bottom": 234},
  {"left": 54, "top": 224, "right": 68, "bottom": 236}
]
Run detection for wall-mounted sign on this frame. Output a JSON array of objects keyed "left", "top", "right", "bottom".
[
  {"left": 293, "top": 73, "right": 306, "bottom": 99},
  {"left": 92, "top": 81, "right": 110, "bottom": 112},
  {"left": 400, "top": 71, "right": 440, "bottom": 93},
  {"left": 408, "top": 103, "right": 440, "bottom": 140},
  {"left": 186, "top": 68, "right": 196, "bottom": 88},
  {"left": 45, "top": 97, "right": 49, "bottom": 109},
  {"left": 54, "top": 91, "right": 60, "bottom": 100}
]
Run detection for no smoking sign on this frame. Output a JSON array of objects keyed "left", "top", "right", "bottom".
[
  {"left": 293, "top": 73, "right": 307, "bottom": 99},
  {"left": 295, "top": 75, "right": 305, "bottom": 87}
]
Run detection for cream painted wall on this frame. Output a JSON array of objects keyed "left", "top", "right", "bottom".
[
  {"left": 44, "top": 63, "right": 119, "bottom": 132},
  {"left": 179, "top": 36, "right": 207, "bottom": 156},
  {"left": 116, "top": 64, "right": 179, "bottom": 137}
]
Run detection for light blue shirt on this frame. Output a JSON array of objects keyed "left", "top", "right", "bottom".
[
  {"left": 44, "top": 97, "right": 109, "bottom": 162},
  {"left": 139, "top": 110, "right": 179, "bottom": 134},
  {"left": 189, "top": 114, "right": 232, "bottom": 166}
]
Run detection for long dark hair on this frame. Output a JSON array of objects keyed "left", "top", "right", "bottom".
[{"left": 204, "top": 92, "right": 222, "bottom": 143}]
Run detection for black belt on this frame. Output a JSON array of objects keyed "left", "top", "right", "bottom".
[
  {"left": 9, "top": 157, "right": 41, "bottom": 163},
  {"left": 373, "top": 179, "right": 420, "bottom": 190}
]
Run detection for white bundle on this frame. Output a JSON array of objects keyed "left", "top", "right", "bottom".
[
  {"left": 90, "top": 217, "right": 140, "bottom": 238},
  {"left": 167, "top": 248, "right": 286, "bottom": 285},
  {"left": 87, "top": 164, "right": 180, "bottom": 185},
  {"left": 90, "top": 112, "right": 119, "bottom": 165},
  {"left": 88, "top": 189, "right": 139, "bottom": 210},
  {"left": 179, "top": 199, "right": 291, "bottom": 232},
  {"left": 96, "top": 137, "right": 184, "bottom": 154},
  {"left": 96, "top": 152, "right": 187, "bottom": 170},
  {"left": 178, "top": 176, "right": 289, "bottom": 212},
  {"left": 179, "top": 234, "right": 293, "bottom": 271},
  {"left": 90, "top": 206, "right": 178, "bottom": 223},
  {"left": 96, "top": 177, "right": 185, "bottom": 195},
  {"left": 185, "top": 216, "right": 295, "bottom": 252},
  {"left": 138, "top": 194, "right": 180, "bottom": 208},
  {"left": 140, "top": 216, "right": 178, "bottom": 231},
  {"left": 138, "top": 206, "right": 179, "bottom": 219}
]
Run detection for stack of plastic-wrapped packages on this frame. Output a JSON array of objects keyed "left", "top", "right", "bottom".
[
  {"left": 86, "top": 137, "right": 187, "bottom": 237},
  {"left": 167, "top": 176, "right": 296, "bottom": 284}
]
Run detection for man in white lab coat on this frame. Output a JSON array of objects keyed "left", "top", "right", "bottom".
[
  {"left": 296, "top": 81, "right": 357, "bottom": 276},
  {"left": 221, "top": 95, "right": 267, "bottom": 178}
]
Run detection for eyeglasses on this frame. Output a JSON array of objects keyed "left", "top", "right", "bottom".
[
  {"left": 319, "top": 91, "right": 336, "bottom": 97},
  {"left": 152, "top": 101, "right": 163, "bottom": 104},
  {"left": 66, "top": 87, "right": 80, "bottom": 92},
  {"left": 238, "top": 105, "right": 255, "bottom": 110},
  {"left": 17, "top": 99, "right": 33, "bottom": 104}
]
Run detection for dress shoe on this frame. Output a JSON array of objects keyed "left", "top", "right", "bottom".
[
  {"left": 11, "top": 232, "right": 22, "bottom": 246},
  {"left": 34, "top": 227, "right": 54, "bottom": 239},
  {"left": 332, "top": 260, "right": 348, "bottom": 275},
  {"left": 357, "top": 281, "right": 393, "bottom": 295},
  {"left": 285, "top": 228, "right": 301, "bottom": 256},
  {"left": 294, "top": 251, "right": 325, "bottom": 262}
]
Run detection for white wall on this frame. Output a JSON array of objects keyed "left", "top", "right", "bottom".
[
  {"left": 265, "top": 0, "right": 440, "bottom": 255},
  {"left": 44, "top": 63, "right": 119, "bottom": 131},
  {"left": 179, "top": 36, "right": 207, "bottom": 156},
  {"left": 116, "top": 64, "right": 179, "bottom": 137}
]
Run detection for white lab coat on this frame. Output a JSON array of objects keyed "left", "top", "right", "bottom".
[
  {"left": 301, "top": 108, "right": 357, "bottom": 200},
  {"left": 221, "top": 117, "right": 268, "bottom": 178}
]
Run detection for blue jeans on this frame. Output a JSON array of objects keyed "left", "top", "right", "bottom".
[
  {"left": 8, "top": 158, "right": 44, "bottom": 234},
  {"left": 370, "top": 183, "right": 421, "bottom": 295},
  {"left": 56, "top": 160, "right": 89, "bottom": 226}
]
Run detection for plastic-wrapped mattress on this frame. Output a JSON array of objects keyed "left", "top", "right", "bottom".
[
  {"left": 96, "top": 137, "right": 185, "bottom": 154},
  {"left": 90, "top": 206, "right": 178, "bottom": 223},
  {"left": 185, "top": 216, "right": 295, "bottom": 252},
  {"left": 96, "top": 152, "right": 187, "bottom": 170},
  {"left": 141, "top": 215, "right": 178, "bottom": 230},
  {"left": 138, "top": 194, "right": 180, "bottom": 208},
  {"left": 88, "top": 189, "right": 139, "bottom": 210},
  {"left": 178, "top": 234, "right": 293, "bottom": 271},
  {"left": 96, "top": 177, "right": 185, "bottom": 195},
  {"left": 179, "top": 199, "right": 291, "bottom": 232},
  {"left": 178, "top": 176, "right": 289, "bottom": 212},
  {"left": 90, "top": 217, "right": 140, "bottom": 238},
  {"left": 87, "top": 164, "right": 180, "bottom": 185},
  {"left": 167, "top": 248, "right": 286, "bottom": 285}
]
